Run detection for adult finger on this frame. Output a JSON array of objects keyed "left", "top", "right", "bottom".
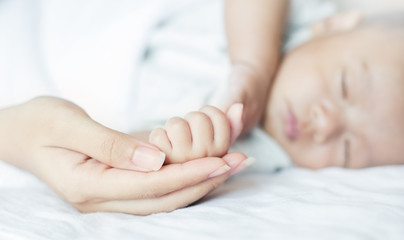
[
  {"left": 50, "top": 106, "right": 165, "bottom": 172},
  {"left": 78, "top": 152, "right": 247, "bottom": 201},
  {"left": 83, "top": 153, "right": 249, "bottom": 215}
]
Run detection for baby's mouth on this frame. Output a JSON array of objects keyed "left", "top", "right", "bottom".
[{"left": 284, "top": 105, "right": 300, "bottom": 141}]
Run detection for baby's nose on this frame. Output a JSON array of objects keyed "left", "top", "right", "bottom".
[{"left": 310, "top": 104, "right": 343, "bottom": 143}]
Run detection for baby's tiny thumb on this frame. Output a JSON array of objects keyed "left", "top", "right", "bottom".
[{"left": 226, "top": 103, "right": 244, "bottom": 144}]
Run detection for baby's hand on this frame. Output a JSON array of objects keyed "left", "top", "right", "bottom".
[
  {"left": 222, "top": 64, "right": 271, "bottom": 136},
  {"left": 149, "top": 104, "right": 243, "bottom": 164}
]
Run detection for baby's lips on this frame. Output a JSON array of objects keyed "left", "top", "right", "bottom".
[{"left": 226, "top": 103, "right": 244, "bottom": 143}]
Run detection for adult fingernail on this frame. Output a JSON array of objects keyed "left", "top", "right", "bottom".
[
  {"left": 208, "top": 165, "right": 231, "bottom": 178},
  {"left": 230, "top": 157, "right": 255, "bottom": 176},
  {"left": 132, "top": 146, "right": 166, "bottom": 171}
]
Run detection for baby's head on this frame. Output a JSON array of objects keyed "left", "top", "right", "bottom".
[{"left": 264, "top": 11, "right": 404, "bottom": 169}]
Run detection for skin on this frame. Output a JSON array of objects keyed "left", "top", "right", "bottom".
[
  {"left": 3, "top": 5, "right": 402, "bottom": 215},
  {"left": 157, "top": 16, "right": 404, "bottom": 171},
  {"left": 222, "top": 0, "right": 288, "bottom": 135},
  {"left": 152, "top": 0, "right": 289, "bottom": 164},
  {"left": 150, "top": 104, "right": 243, "bottom": 164},
  {"left": 263, "top": 23, "right": 404, "bottom": 169},
  {"left": 0, "top": 96, "right": 248, "bottom": 215}
]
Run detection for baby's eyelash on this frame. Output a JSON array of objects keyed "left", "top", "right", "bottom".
[{"left": 341, "top": 69, "right": 348, "bottom": 99}]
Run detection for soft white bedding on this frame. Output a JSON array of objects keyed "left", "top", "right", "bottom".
[
  {"left": 1, "top": 147, "right": 404, "bottom": 240},
  {"left": 1, "top": 0, "right": 404, "bottom": 239}
]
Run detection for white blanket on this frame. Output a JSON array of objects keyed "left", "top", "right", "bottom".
[
  {"left": 1, "top": 151, "right": 403, "bottom": 240},
  {"left": 1, "top": 0, "right": 403, "bottom": 239}
]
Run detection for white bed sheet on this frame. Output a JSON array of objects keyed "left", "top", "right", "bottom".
[
  {"left": 1, "top": 0, "right": 404, "bottom": 239},
  {"left": 1, "top": 148, "right": 403, "bottom": 240}
]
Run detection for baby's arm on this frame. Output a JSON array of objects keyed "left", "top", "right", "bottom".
[
  {"left": 223, "top": 0, "right": 289, "bottom": 134},
  {"left": 149, "top": 104, "right": 243, "bottom": 164},
  {"left": 226, "top": 0, "right": 288, "bottom": 79}
]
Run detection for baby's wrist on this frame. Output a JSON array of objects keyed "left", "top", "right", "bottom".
[{"left": 231, "top": 62, "right": 272, "bottom": 86}]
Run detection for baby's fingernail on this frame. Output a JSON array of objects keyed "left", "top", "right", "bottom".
[
  {"left": 208, "top": 165, "right": 231, "bottom": 178},
  {"left": 132, "top": 146, "right": 166, "bottom": 171},
  {"left": 230, "top": 157, "right": 255, "bottom": 176}
]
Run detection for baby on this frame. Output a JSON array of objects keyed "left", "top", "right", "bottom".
[{"left": 150, "top": 10, "right": 404, "bottom": 169}]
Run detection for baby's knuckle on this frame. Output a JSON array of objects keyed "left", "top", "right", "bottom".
[
  {"left": 187, "top": 146, "right": 207, "bottom": 160},
  {"left": 149, "top": 128, "right": 166, "bottom": 145},
  {"left": 204, "top": 105, "right": 226, "bottom": 115},
  {"left": 186, "top": 112, "right": 212, "bottom": 126},
  {"left": 213, "top": 141, "right": 230, "bottom": 156},
  {"left": 185, "top": 111, "right": 207, "bottom": 121},
  {"left": 200, "top": 105, "right": 220, "bottom": 113},
  {"left": 166, "top": 117, "right": 188, "bottom": 131},
  {"left": 212, "top": 148, "right": 228, "bottom": 158},
  {"left": 204, "top": 148, "right": 219, "bottom": 158},
  {"left": 201, "top": 106, "right": 228, "bottom": 124}
]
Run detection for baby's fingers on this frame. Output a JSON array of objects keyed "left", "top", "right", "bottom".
[
  {"left": 200, "top": 106, "right": 231, "bottom": 155},
  {"left": 185, "top": 111, "right": 214, "bottom": 156},
  {"left": 164, "top": 117, "right": 192, "bottom": 163},
  {"left": 149, "top": 128, "right": 172, "bottom": 156}
]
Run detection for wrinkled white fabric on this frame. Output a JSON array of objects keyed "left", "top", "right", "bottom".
[{"left": 1, "top": 158, "right": 403, "bottom": 240}]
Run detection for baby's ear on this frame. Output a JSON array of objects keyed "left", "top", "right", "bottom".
[{"left": 311, "top": 11, "right": 363, "bottom": 38}]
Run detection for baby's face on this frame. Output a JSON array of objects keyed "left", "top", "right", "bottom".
[{"left": 264, "top": 25, "right": 404, "bottom": 169}]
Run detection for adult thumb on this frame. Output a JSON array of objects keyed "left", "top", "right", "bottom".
[{"left": 58, "top": 117, "right": 165, "bottom": 172}]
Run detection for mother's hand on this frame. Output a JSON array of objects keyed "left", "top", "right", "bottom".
[
  {"left": 37, "top": 148, "right": 247, "bottom": 215},
  {"left": 2, "top": 96, "right": 248, "bottom": 214},
  {"left": 9, "top": 96, "right": 166, "bottom": 172}
]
